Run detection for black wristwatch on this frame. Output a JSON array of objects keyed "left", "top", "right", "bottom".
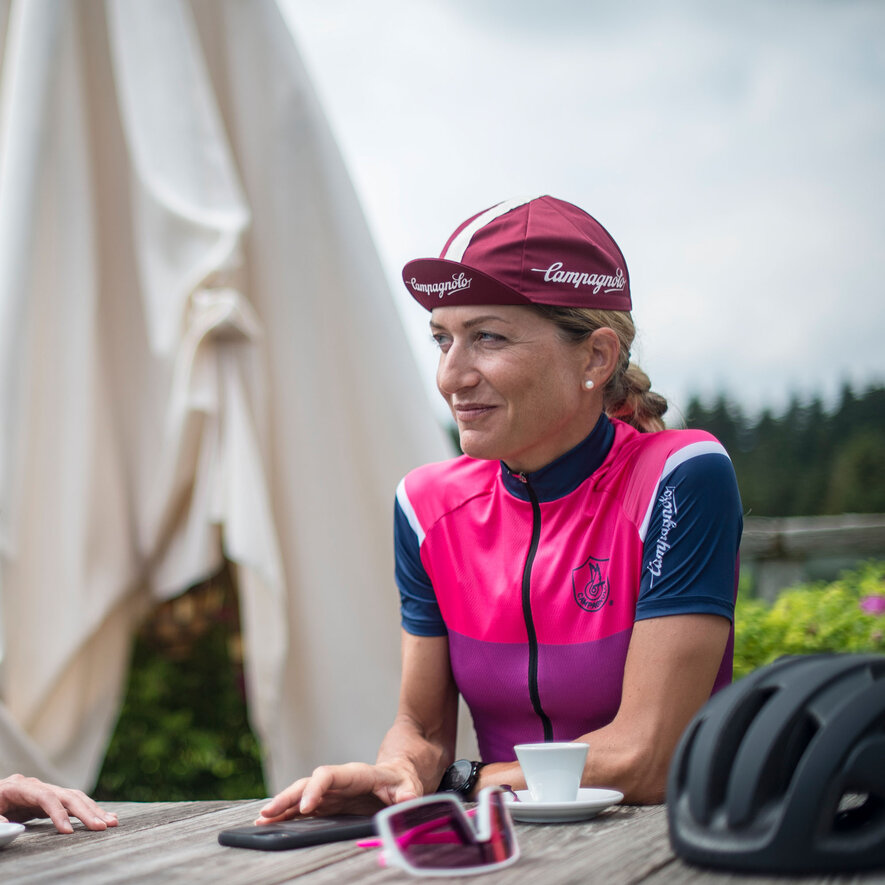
[{"left": 437, "top": 759, "right": 485, "bottom": 796}]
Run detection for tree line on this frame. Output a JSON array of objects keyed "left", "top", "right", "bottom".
[{"left": 680, "top": 383, "right": 885, "bottom": 517}]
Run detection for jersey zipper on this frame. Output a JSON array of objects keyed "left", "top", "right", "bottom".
[{"left": 517, "top": 472, "right": 554, "bottom": 741}]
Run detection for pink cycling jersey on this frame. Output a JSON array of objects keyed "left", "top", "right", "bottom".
[{"left": 394, "top": 416, "right": 742, "bottom": 762}]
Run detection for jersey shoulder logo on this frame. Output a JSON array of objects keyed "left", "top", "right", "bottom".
[{"left": 572, "top": 555, "right": 610, "bottom": 612}]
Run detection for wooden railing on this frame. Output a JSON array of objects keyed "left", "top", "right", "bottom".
[{"left": 740, "top": 513, "right": 885, "bottom": 601}]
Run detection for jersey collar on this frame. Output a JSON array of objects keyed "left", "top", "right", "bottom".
[{"left": 500, "top": 413, "right": 615, "bottom": 502}]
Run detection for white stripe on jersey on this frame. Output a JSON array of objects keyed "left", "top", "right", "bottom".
[
  {"left": 637, "top": 441, "right": 731, "bottom": 542},
  {"left": 443, "top": 195, "right": 540, "bottom": 261},
  {"left": 396, "top": 477, "right": 425, "bottom": 546}
]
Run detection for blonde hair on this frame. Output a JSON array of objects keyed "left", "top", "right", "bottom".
[{"left": 531, "top": 306, "right": 668, "bottom": 432}]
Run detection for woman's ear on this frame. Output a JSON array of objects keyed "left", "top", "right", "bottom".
[{"left": 583, "top": 327, "right": 620, "bottom": 389}]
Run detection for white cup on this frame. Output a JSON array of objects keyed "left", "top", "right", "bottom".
[{"left": 514, "top": 741, "right": 589, "bottom": 803}]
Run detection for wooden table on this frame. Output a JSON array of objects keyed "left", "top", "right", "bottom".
[{"left": 1, "top": 799, "right": 882, "bottom": 884}]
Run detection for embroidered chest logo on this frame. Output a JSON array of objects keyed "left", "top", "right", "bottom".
[{"left": 572, "top": 555, "right": 610, "bottom": 612}]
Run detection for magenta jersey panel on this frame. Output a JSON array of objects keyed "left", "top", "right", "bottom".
[{"left": 448, "top": 629, "right": 633, "bottom": 760}]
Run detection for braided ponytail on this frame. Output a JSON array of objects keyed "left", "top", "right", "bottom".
[
  {"left": 605, "top": 361, "right": 668, "bottom": 432},
  {"left": 531, "top": 305, "right": 668, "bottom": 433}
]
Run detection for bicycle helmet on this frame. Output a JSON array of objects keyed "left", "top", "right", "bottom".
[{"left": 667, "top": 653, "right": 885, "bottom": 873}]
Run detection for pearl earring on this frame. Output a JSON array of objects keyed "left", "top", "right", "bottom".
[{"left": 583, "top": 379, "right": 595, "bottom": 390}]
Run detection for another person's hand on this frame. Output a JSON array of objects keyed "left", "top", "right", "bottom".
[
  {"left": 256, "top": 762, "right": 423, "bottom": 823},
  {"left": 0, "top": 774, "right": 119, "bottom": 834}
]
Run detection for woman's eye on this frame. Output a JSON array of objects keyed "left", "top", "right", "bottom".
[{"left": 431, "top": 331, "right": 504, "bottom": 350}]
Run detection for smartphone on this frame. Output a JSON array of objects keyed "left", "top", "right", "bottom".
[{"left": 218, "top": 814, "right": 376, "bottom": 851}]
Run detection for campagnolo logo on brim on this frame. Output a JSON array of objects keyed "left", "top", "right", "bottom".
[
  {"left": 531, "top": 262, "right": 626, "bottom": 294},
  {"left": 410, "top": 273, "right": 472, "bottom": 299}
]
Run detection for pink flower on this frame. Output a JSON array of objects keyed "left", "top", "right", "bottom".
[{"left": 860, "top": 595, "right": 885, "bottom": 615}]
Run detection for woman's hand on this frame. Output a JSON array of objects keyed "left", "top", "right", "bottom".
[
  {"left": 0, "top": 774, "right": 119, "bottom": 833},
  {"left": 258, "top": 632, "right": 459, "bottom": 824},
  {"left": 255, "top": 762, "right": 423, "bottom": 823}
]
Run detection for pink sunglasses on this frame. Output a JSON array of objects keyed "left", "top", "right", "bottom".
[{"left": 358, "top": 786, "right": 520, "bottom": 877}]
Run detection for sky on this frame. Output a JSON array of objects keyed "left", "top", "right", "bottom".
[{"left": 281, "top": 0, "right": 885, "bottom": 423}]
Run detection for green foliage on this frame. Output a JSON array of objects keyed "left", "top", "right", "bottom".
[
  {"left": 825, "top": 430, "right": 885, "bottom": 513},
  {"left": 94, "top": 582, "right": 266, "bottom": 802},
  {"left": 733, "top": 560, "right": 885, "bottom": 679},
  {"left": 682, "top": 383, "right": 885, "bottom": 517}
]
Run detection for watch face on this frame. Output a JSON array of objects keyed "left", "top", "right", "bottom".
[
  {"left": 449, "top": 759, "right": 473, "bottom": 790},
  {"left": 439, "top": 759, "right": 474, "bottom": 793}
]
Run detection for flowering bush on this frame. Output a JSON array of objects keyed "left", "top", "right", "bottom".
[
  {"left": 860, "top": 594, "right": 885, "bottom": 615},
  {"left": 733, "top": 560, "right": 885, "bottom": 680}
]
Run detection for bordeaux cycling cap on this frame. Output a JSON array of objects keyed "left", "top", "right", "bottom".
[
  {"left": 402, "top": 195, "right": 632, "bottom": 312},
  {"left": 667, "top": 652, "right": 885, "bottom": 874}
]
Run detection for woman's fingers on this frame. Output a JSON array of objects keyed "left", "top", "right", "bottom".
[
  {"left": 298, "top": 763, "right": 378, "bottom": 814},
  {"left": 256, "top": 778, "right": 310, "bottom": 824},
  {"left": 256, "top": 762, "right": 419, "bottom": 823},
  {"left": 56, "top": 789, "right": 119, "bottom": 831},
  {"left": 0, "top": 775, "right": 118, "bottom": 833}
]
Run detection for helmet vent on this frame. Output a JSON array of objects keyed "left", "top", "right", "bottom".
[
  {"left": 686, "top": 686, "right": 778, "bottom": 824},
  {"left": 744, "top": 710, "right": 818, "bottom": 816},
  {"left": 833, "top": 793, "right": 885, "bottom": 835}
]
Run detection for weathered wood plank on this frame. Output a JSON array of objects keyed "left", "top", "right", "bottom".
[
  {"left": 0, "top": 800, "right": 368, "bottom": 885},
  {"left": 262, "top": 805, "right": 669, "bottom": 885},
  {"left": 2, "top": 800, "right": 881, "bottom": 884}
]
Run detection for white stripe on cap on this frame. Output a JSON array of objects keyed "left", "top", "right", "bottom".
[{"left": 443, "top": 195, "right": 541, "bottom": 262}]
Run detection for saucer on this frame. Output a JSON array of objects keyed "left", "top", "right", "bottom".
[
  {"left": 504, "top": 787, "right": 623, "bottom": 823},
  {"left": 0, "top": 822, "right": 25, "bottom": 849}
]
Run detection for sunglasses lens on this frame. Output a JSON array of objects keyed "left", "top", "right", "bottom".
[
  {"left": 387, "top": 796, "right": 515, "bottom": 871},
  {"left": 487, "top": 792, "right": 517, "bottom": 863}
]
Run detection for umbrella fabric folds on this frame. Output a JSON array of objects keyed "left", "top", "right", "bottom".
[{"left": 0, "top": 0, "right": 452, "bottom": 792}]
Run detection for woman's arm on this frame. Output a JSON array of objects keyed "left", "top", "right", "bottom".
[
  {"left": 477, "top": 612, "right": 731, "bottom": 804},
  {"left": 257, "top": 631, "right": 458, "bottom": 821},
  {"left": 375, "top": 630, "right": 460, "bottom": 793}
]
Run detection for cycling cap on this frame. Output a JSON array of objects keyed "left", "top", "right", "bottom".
[
  {"left": 402, "top": 196, "right": 631, "bottom": 312},
  {"left": 667, "top": 653, "right": 885, "bottom": 873}
]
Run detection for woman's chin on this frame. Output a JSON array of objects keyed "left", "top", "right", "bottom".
[{"left": 457, "top": 431, "right": 499, "bottom": 462}]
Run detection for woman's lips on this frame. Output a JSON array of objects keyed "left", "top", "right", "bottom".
[{"left": 453, "top": 403, "right": 496, "bottom": 422}]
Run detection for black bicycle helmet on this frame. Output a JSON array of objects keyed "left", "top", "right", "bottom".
[{"left": 667, "top": 653, "right": 885, "bottom": 873}]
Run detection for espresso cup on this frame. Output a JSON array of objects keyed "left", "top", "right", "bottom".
[{"left": 514, "top": 741, "right": 589, "bottom": 802}]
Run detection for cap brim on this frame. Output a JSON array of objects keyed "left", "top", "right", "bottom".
[{"left": 402, "top": 258, "right": 532, "bottom": 312}]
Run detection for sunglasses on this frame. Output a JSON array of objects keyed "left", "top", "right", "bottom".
[{"left": 358, "top": 786, "right": 520, "bottom": 877}]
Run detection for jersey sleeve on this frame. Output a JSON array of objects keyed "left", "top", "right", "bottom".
[
  {"left": 635, "top": 451, "right": 742, "bottom": 622},
  {"left": 394, "top": 494, "right": 448, "bottom": 637}
]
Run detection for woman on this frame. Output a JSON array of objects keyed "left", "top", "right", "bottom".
[{"left": 258, "top": 195, "right": 742, "bottom": 820}]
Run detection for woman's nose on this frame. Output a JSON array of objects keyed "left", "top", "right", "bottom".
[{"left": 437, "top": 341, "right": 480, "bottom": 395}]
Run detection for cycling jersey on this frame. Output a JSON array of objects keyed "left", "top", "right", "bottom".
[{"left": 394, "top": 414, "right": 743, "bottom": 762}]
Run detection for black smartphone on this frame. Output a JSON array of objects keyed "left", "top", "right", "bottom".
[{"left": 218, "top": 815, "right": 376, "bottom": 851}]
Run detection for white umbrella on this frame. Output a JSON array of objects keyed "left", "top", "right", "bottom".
[{"left": 0, "top": 0, "right": 452, "bottom": 792}]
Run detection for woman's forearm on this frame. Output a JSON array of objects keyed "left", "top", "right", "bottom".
[{"left": 376, "top": 632, "right": 460, "bottom": 796}]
